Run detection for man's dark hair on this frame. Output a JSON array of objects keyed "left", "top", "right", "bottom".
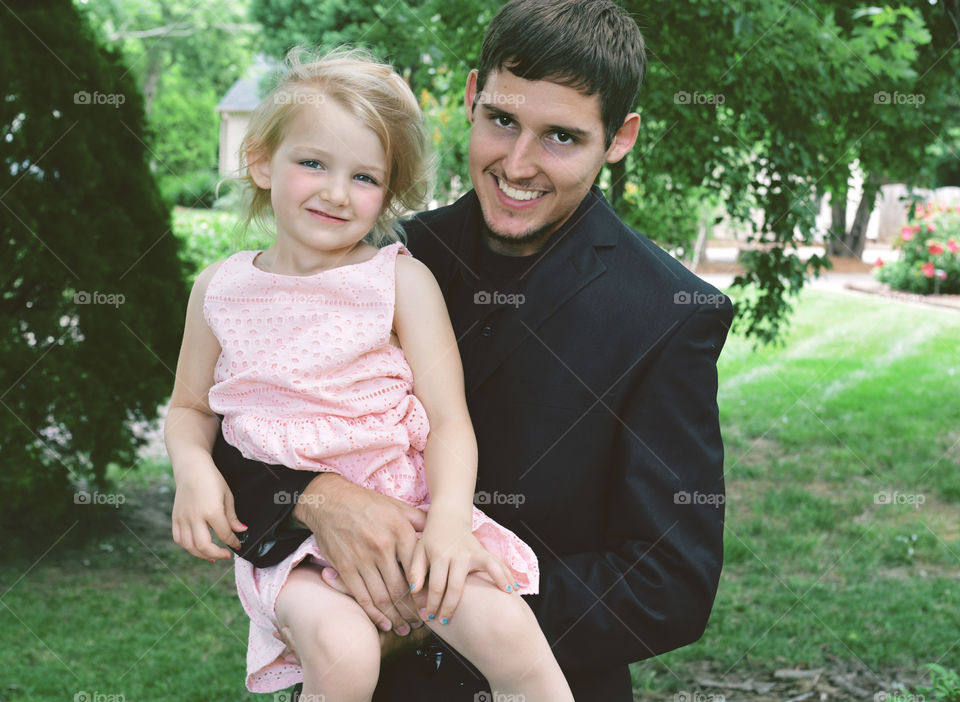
[{"left": 476, "top": 0, "right": 647, "bottom": 148}]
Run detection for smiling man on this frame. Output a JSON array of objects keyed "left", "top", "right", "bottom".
[{"left": 213, "top": 1, "right": 733, "bottom": 700}]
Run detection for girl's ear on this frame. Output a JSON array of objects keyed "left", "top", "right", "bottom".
[{"left": 246, "top": 149, "right": 272, "bottom": 189}]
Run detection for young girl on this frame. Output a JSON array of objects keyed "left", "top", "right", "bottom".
[{"left": 165, "top": 48, "right": 574, "bottom": 701}]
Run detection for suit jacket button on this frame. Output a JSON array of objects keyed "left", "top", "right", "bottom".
[{"left": 481, "top": 324, "right": 493, "bottom": 337}]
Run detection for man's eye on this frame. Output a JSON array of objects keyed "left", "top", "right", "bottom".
[
  {"left": 494, "top": 115, "right": 513, "bottom": 127},
  {"left": 552, "top": 131, "right": 575, "bottom": 145}
]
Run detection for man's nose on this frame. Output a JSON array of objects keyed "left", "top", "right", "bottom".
[{"left": 501, "top": 132, "right": 539, "bottom": 182}]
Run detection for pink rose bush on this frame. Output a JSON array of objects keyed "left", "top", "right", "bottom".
[{"left": 877, "top": 202, "right": 960, "bottom": 295}]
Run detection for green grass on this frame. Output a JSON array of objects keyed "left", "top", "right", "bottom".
[
  {"left": 2, "top": 288, "right": 958, "bottom": 700},
  {"left": 632, "top": 289, "right": 960, "bottom": 692}
]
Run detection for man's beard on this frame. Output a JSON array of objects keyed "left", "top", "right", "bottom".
[{"left": 482, "top": 217, "right": 562, "bottom": 254}]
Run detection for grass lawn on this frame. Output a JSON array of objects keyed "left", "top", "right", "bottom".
[{"left": 1, "top": 287, "right": 958, "bottom": 701}]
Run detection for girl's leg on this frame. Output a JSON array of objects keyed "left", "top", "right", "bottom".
[
  {"left": 275, "top": 562, "right": 381, "bottom": 702},
  {"left": 422, "top": 574, "right": 574, "bottom": 702}
]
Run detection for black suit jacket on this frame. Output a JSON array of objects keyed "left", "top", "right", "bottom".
[{"left": 216, "top": 187, "right": 733, "bottom": 701}]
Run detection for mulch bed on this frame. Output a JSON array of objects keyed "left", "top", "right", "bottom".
[{"left": 844, "top": 280, "right": 960, "bottom": 311}]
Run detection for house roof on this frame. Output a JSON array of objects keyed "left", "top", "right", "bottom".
[{"left": 216, "top": 54, "right": 277, "bottom": 113}]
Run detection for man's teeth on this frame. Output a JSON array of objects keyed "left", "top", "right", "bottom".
[{"left": 497, "top": 178, "right": 543, "bottom": 201}]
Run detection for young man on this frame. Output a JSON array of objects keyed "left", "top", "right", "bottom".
[{"left": 212, "top": 1, "right": 732, "bottom": 699}]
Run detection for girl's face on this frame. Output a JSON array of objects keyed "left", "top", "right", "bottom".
[{"left": 250, "top": 95, "right": 388, "bottom": 268}]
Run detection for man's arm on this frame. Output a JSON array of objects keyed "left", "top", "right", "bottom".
[{"left": 528, "top": 303, "right": 732, "bottom": 671}]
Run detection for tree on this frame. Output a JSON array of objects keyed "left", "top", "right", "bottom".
[
  {"left": 1, "top": 0, "right": 188, "bottom": 532},
  {"left": 77, "top": 0, "right": 258, "bottom": 184}
]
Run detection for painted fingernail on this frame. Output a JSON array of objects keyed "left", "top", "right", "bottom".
[
  {"left": 428, "top": 614, "right": 435, "bottom": 621},
  {"left": 514, "top": 582, "right": 520, "bottom": 590},
  {"left": 506, "top": 585, "right": 512, "bottom": 592},
  {"left": 409, "top": 583, "right": 415, "bottom": 591},
  {"left": 441, "top": 617, "right": 449, "bottom": 625}
]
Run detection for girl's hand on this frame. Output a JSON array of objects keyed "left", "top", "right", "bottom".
[
  {"left": 406, "top": 506, "right": 516, "bottom": 624},
  {"left": 171, "top": 459, "right": 246, "bottom": 560}
]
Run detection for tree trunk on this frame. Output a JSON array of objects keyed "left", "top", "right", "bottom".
[
  {"left": 827, "top": 188, "right": 847, "bottom": 257},
  {"left": 831, "top": 175, "right": 882, "bottom": 259}
]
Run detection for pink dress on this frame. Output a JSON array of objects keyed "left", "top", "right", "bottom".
[{"left": 203, "top": 242, "right": 539, "bottom": 692}]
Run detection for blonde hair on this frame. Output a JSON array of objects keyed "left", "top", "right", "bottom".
[{"left": 237, "top": 47, "right": 432, "bottom": 246}]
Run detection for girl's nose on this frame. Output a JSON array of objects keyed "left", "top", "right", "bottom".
[{"left": 320, "top": 177, "right": 349, "bottom": 206}]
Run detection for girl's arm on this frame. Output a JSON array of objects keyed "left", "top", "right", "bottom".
[
  {"left": 393, "top": 255, "right": 515, "bottom": 620},
  {"left": 165, "top": 261, "right": 245, "bottom": 560}
]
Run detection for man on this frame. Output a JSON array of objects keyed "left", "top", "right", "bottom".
[{"left": 214, "top": 1, "right": 733, "bottom": 699}]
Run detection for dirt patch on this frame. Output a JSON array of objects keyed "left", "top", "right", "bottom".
[{"left": 639, "top": 658, "right": 930, "bottom": 702}]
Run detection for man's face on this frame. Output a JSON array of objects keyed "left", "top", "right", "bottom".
[{"left": 465, "top": 68, "right": 637, "bottom": 254}]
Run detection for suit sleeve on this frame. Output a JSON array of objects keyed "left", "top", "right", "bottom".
[
  {"left": 212, "top": 427, "right": 314, "bottom": 567},
  {"left": 527, "top": 302, "right": 732, "bottom": 671}
]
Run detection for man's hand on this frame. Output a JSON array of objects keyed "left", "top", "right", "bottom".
[{"left": 294, "top": 473, "right": 427, "bottom": 634}]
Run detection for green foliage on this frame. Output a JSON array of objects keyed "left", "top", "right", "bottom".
[
  {"left": 916, "top": 664, "right": 960, "bottom": 702},
  {"left": 877, "top": 203, "right": 960, "bottom": 295},
  {"left": 0, "top": 0, "right": 188, "bottom": 532},
  {"left": 158, "top": 169, "right": 222, "bottom": 208},
  {"left": 171, "top": 208, "right": 273, "bottom": 276},
  {"left": 78, "top": 0, "right": 257, "bottom": 179}
]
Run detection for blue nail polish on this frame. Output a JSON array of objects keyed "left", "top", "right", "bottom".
[
  {"left": 428, "top": 614, "right": 435, "bottom": 620},
  {"left": 409, "top": 584, "right": 415, "bottom": 591},
  {"left": 506, "top": 585, "right": 512, "bottom": 592},
  {"left": 514, "top": 582, "right": 520, "bottom": 590},
  {"left": 441, "top": 617, "right": 449, "bottom": 625}
]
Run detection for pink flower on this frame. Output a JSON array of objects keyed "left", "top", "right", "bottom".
[
  {"left": 901, "top": 227, "right": 914, "bottom": 242},
  {"left": 874, "top": 257, "right": 885, "bottom": 268},
  {"left": 928, "top": 241, "right": 945, "bottom": 256},
  {"left": 948, "top": 239, "right": 959, "bottom": 254},
  {"left": 922, "top": 262, "right": 935, "bottom": 278},
  {"left": 926, "top": 222, "right": 937, "bottom": 233},
  {"left": 936, "top": 269, "right": 947, "bottom": 280}
]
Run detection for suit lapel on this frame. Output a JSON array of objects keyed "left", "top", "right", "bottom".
[{"left": 464, "top": 189, "right": 619, "bottom": 395}]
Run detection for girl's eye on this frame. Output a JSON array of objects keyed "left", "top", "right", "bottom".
[
  {"left": 355, "top": 174, "right": 379, "bottom": 185},
  {"left": 300, "top": 160, "right": 323, "bottom": 169}
]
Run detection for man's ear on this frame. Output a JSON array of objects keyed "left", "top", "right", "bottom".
[
  {"left": 604, "top": 113, "right": 641, "bottom": 164},
  {"left": 464, "top": 69, "right": 480, "bottom": 123},
  {"left": 247, "top": 149, "right": 272, "bottom": 189}
]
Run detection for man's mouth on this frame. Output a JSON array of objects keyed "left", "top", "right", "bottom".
[{"left": 494, "top": 176, "right": 547, "bottom": 202}]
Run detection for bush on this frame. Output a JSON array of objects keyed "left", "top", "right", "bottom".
[
  {"left": 171, "top": 208, "right": 274, "bottom": 276},
  {"left": 876, "top": 203, "right": 960, "bottom": 295},
  {"left": 158, "top": 169, "right": 222, "bottom": 209},
  {"left": 0, "top": 0, "right": 187, "bottom": 534}
]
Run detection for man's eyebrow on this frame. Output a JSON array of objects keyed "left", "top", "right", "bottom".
[{"left": 478, "top": 103, "right": 591, "bottom": 139}]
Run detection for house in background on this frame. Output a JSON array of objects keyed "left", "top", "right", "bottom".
[{"left": 216, "top": 55, "right": 276, "bottom": 177}]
